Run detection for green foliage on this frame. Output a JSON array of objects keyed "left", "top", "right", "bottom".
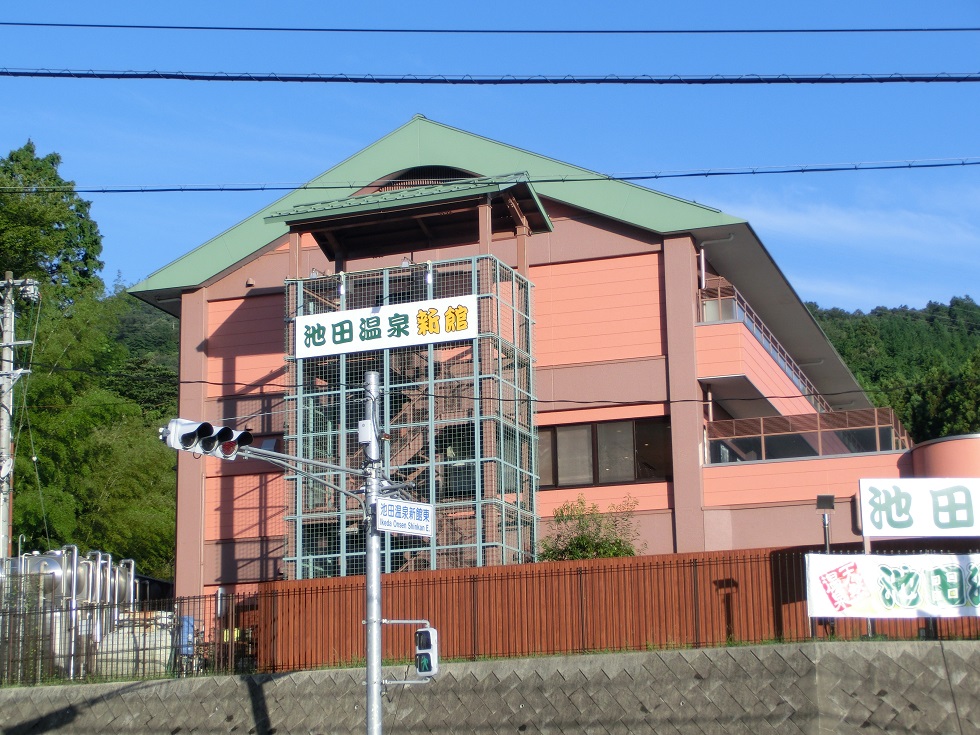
[
  {"left": 5, "top": 143, "right": 179, "bottom": 579},
  {"left": 12, "top": 286, "right": 178, "bottom": 578},
  {"left": 809, "top": 297, "right": 980, "bottom": 442},
  {"left": 539, "top": 495, "right": 643, "bottom": 561},
  {"left": 0, "top": 141, "right": 103, "bottom": 295}
]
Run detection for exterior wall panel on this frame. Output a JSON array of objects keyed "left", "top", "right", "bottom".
[
  {"left": 206, "top": 295, "right": 286, "bottom": 398},
  {"left": 204, "top": 473, "right": 287, "bottom": 541},
  {"left": 531, "top": 253, "right": 665, "bottom": 367},
  {"left": 703, "top": 452, "right": 911, "bottom": 508},
  {"left": 697, "top": 322, "right": 815, "bottom": 416}
]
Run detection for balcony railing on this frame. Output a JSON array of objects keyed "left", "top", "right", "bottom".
[
  {"left": 706, "top": 407, "right": 911, "bottom": 464},
  {"left": 699, "top": 276, "right": 831, "bottom": 413}
]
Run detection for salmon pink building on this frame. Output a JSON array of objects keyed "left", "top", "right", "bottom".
[{"left": 130, "top": 117, "right": 976, "bottom": 598}]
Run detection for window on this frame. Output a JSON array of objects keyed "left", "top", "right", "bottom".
[{"left": 538, "top": 418, "right": 672, "bottom": 488}]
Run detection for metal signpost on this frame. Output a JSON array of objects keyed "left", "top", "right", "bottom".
[{"left": 160, "top": 370, "right": 436, "bottom": 735}]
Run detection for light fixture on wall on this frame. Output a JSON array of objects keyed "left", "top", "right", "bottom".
[
  {"left": 401, "top": 256, "right": 414, "bottom": 268},
  {"left": 816, "top": 495, "right": 835, "bottom": 553}
]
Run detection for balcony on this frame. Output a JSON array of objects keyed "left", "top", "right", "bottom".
[
  {"left": 699, "top": 277, "right": 830, "bottom": 413},
  {"left": 706, "top": 407, "right": 911, "bottom": 464}
]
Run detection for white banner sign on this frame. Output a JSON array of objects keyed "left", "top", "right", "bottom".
[
  {"left": 859, "top": 478, "right": 980, "bottom": 538},
  {"left": 806, "top": 553, "right": 980, "bottom": 618},
  {"left": 376, "top": 497, "right": 434, "bottom": 539},
  {"left": 294, "top": 295, "right": 479, "bottom": 359}
]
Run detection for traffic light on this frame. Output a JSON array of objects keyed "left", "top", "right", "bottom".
[
  {"left": 160, "top": 419, "right": 253, "bottom": 460},
  {"left": 414, "top": 626, "right": 439, "bottom": 678},
  {"left": 202, "top": 426, "right": 253, "bottom": 460},
  {"left": 160, "top": 419, "right": 213, "bottom": 452}
]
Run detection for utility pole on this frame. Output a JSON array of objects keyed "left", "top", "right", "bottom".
[
  {"left": 161, "top": 370, "right": 434, "bottom": 735},
  {"left": 1, "top": 272, "right": 39, "bottom": 560},
  {"left": 362, "top": 371, "right": 383, "bottom": 735}
]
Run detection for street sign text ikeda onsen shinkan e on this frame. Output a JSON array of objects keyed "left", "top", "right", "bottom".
[{"left": 294, "top": 295, "right": 479, "bottom": 359}]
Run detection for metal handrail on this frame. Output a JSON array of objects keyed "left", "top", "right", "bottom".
[{"left": 699, "top": 276, "right": 831, "bottom": 413}]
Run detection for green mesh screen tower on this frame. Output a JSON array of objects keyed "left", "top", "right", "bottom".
[{"left": 284, "top": 256, "right": 536, "bottom": 578}]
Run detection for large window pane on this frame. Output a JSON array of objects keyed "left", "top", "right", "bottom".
[
  {"left": 556, "top": 425, "right": 593, "bottom": 486},
  {"left": 764, "top": 432, "right": 820, "bottom": 460},
  {"left": 708, "top": 436, "right": 762, "bottom": 463},
  {"left": 597, "top": 421, "right": 635, "bottom": 484},
  {"left": 833, "top": 428, "right": 878, "bottom": 454},
  {"left": 537, "top": 428, "right": 554, "bottom": 487},
  {"left": 635, "top": 419, "right": 672, "bottom": 480}
]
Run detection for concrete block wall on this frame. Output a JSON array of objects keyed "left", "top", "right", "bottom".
[{"left": 0, "top": 641, "right": 977, "bottom": 734}]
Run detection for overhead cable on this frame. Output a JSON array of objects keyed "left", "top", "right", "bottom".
[
  {"left": 3, "top": 68, "right": 980, "bottom": 85},
  {"left": 3, "top": 21, "right": 980, "bottom": 36},
  {"left": 1, "top": 158, "right": 978, "bottom": 196}
]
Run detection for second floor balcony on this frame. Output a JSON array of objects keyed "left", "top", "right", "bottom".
[
  {"left": 706, "top": 407, "right": 911, "bottom": 464},
  {"left": 699, "top": 276, "right": 831, "bottom": 413}
]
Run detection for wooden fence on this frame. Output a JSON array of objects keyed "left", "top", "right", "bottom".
[
  {"left": 5, "top": 546, "right": 980, "bottom": 685},
  {"left": 253, "top": 546, "right": 980, "bottom": 672}
]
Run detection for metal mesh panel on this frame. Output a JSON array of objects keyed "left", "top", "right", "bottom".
[{"left": 284, "top": 256, "right": 536, "bottom": 579}]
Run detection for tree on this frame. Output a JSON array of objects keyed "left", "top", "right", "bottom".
[
  {"left": 808, "top": 297, "right": 980, "bottom": 442},
  {"left": 538, "top": 495, "right": 643, "bottom": 561},
  {"left": 0, "top": 141, "right": 104, "bottom": 295},
  {"left": 3, "top": 143, "right": 178, "bottom": 578}
]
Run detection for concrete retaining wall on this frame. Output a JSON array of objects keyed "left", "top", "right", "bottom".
[{"left": 1, "top": 641, "right": 977, "bottom": 734}]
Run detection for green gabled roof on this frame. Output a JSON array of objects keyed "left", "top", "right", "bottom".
[
  {"left": 129, "top": 115, "right": 743, "bottom": 299},
  {"left": 264, "top": 174, "right": 553, "bottom": 233}
]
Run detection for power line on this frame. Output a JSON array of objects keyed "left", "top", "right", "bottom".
[
  {"left": 1, "top": 158, "right": 978, "bottom": 196},
  {"left": 3, "top": 21, "right": 980, "bottom": 36},
  {"left": 3, "top": 68, "right": 980, "bottom": 85}
]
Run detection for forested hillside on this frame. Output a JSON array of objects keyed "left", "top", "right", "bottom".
[{"left": 809, "top": 297, "right": 980, "bottom": 442}]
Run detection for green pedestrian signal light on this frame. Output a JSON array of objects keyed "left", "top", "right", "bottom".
[{"left": 414, "top": 626, "right": 439, "bottom": 678}]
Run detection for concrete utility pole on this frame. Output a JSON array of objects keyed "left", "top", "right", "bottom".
[
  {"left": 362, "top": 371, "right": 384, "bottom": 735},
  {"left": 1, "top": 272, "right": 39, "bottom": 560}
]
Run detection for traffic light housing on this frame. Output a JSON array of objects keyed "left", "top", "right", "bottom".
[
  {"left": 414, "top": 626, "right": 439, "bottom": 678},
  {"left": 160, "top": 419, "right": 213, "bottom": 452},
  {"left": 200, "top": 426, "right": 253, "bottom": 460},
  {"left": 160, "top": 419, "right": 252, "bottom": 460}
]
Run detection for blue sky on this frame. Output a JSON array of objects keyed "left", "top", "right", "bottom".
[{"left": 1, "top": 1, "right": 978, "bottom": 311}]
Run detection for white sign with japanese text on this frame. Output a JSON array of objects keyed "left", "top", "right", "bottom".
[
  {"left": 859, "top": 478, "right": 980, "bottom": 538},
  {"left": 294, "top": 295, "right": 479, "bottom": 359},
  {"left": 376, "top": 497, "right": 434, "bottom": 539},
  {"left": 806, "top": 553, "right": 980, "bottom": 618}
]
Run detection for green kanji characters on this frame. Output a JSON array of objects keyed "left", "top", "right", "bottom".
[
  {"left": 332, "top": 319, "right": 354, "bottom": 345},
  {"left": 360, "top": 315, "right": 382, "bottom": 341},
  {"left": 303, "top": 322, "right": 326, "bottom": 349},
  {"left": 928, "top": 564, "right": 966, "bottom": 607},
  {"left": 930, "top": 485, "right": 974, "bottom": 530},
  {"left": 877, "top": 564, "right": 921, "bottom": 609},
  {"left": 445, "top": 304, "right": 469, "bottom": 333},
  {"left": 388, "top": 312, "right": 410, "bottom": 338},
  {"left": 417, "top": 307, "right": 440, "bottom": 336},
  {"left": 969, "top": 564, "right": 980, "bottom": 607},
  {"left": 867, "top": 484, "right": 913, "bottom": 530}
]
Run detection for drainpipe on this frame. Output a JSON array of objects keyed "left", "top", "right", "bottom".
[{"left": 696, "top": 234, "right": 735, "bottom": 289}]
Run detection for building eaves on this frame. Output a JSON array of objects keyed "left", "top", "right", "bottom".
[{"left": 264, "top": 175, "right": 553, "bottom": 233}]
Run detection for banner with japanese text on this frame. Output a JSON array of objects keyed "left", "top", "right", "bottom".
[
  {"left": 859, "top": 478, "right": 980, "bottom": 538},
  {"left": 806, "top": 553, "right": 980, "bottom": 618},
  {"left": 294, "top": 295, "right": 479, "bottom": 359}
]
